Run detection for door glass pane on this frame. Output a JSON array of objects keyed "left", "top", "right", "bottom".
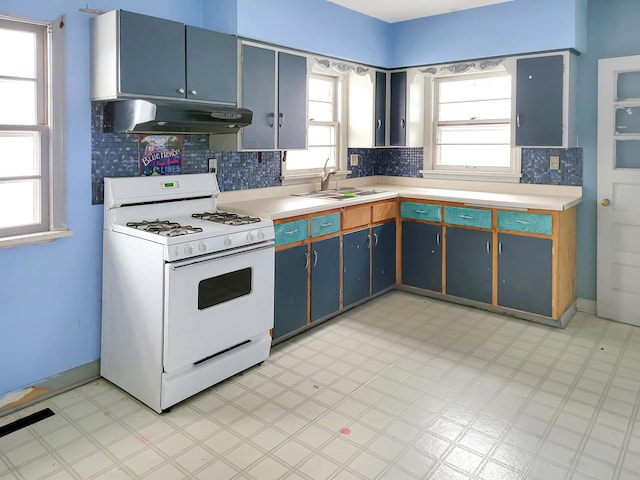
[
  {"left": 0, "top": 28, "right": 36, "bottom": 78},
  {"left": 0, "top": 79, "right": 37, "bottom": 124},
  {"left": 616, "top": 140, "right": 640, "bottom": 168},
  {"left": 198, "top": 268, "right": 252, "bottom": 310},
  {"left": 0, "top": 179, "right": 39, "bottom": 228},
  {"left": 617, "top": 72, "right": 640, "bottom": 100},
  {"left": 616, "top": 106, "right": 640, "bottom": 134},
  {"left": 0, "top": 132, "right": 40, "bottom": 177}
]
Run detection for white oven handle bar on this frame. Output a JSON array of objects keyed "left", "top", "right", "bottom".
[{"left": 169, "top": 241, "right": 274, "bottom": 270}]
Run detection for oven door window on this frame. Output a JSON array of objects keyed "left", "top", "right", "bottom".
[{"left": 198, "top": 267, "right": 252, "bottom": 309}]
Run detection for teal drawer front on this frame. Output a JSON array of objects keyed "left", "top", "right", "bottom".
[
  {"left": 444, "top": 206, "right": 492, "bottom": 229},
  {"left": 498, "top": 211, "right": 552, "bottom": 235},
  {"left": 311, "top": 213, "right": 340, "bottom": 237},
  {"left": 275, "top": 219, "right": 308, "bottom": 246},
  {"left": 401, "top": 202, "right": 441, "bottom": 222}
]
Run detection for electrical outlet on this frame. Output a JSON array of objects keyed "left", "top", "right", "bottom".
[
  {"left": 549, "top": 155, "right": 560, "bottom": 171},
  {"left": 350, "top": 153, "right": 359, "bottom": 166},
  {"left": 208, "top": 158, "right": 217, "bottom": 173}
]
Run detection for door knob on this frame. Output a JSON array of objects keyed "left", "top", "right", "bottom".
[{"left": 601, "top": 198, "right": 611, "bottom": 207}]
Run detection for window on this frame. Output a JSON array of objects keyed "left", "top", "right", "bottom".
[
  {"left": 283, "top": 73, "right": 341, "bottom": 176},
  {"left": 0, "top": 15, "right": 68, "bottom": 246},
  {"left": 424, "top": 68, "right": 521, "bottom": 181}
]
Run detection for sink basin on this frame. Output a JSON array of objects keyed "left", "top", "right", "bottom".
[{"left": 292, "top": 188, "right": 385, "bottom": 200}]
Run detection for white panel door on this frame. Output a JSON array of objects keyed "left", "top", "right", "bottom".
[{"left": 597, "top": 55, "right": 640, "bottom": 326}]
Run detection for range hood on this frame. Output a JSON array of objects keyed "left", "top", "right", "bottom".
[{"left": 102, "top": 99, "right": 252, "bottom": 135}]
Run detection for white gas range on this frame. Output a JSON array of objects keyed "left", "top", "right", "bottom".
[{"left": 101, "top": 173, "right": 275, "bottom": 413}]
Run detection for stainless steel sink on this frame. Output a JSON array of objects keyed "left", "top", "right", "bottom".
[{"left": 292, "top": 188, "right": 385, "bottom": 200}]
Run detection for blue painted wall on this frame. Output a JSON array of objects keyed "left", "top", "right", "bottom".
[
  {"left": 389, "top": 0, "right": 582, "bottom": 68},
  {"left": 0, "top": 0, "right": 592, "bottom": 398},
  {"left": 575, "top": 0, "right": 640, "bottom": 301}
]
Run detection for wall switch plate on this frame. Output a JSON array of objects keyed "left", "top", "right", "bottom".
[
  {"left": 208, "top": 158, "right": 217, "bottom": 173},
  {"left": 350, "top": 153, "right": 359, "bottom": 166},
  {"left": 549, "top": 155, "right": 560, "bottom": 170}
]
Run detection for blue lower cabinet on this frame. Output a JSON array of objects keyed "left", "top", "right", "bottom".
[
  {"left": 498, "top": 233, "right": 553, "bottom": 316},
  {"left": 273, "top": 245, "right": 308, "bottom": 339},
  {"left": 446, "top": 227, "right": 492, "bottom": 304},
  {"left": 372, "top": 222, "right": 396, "bottom": 295},
  {"left": 401, "top": 221, "right": 442, "bottom": 292},
  {"left": 310, "top": 236, "right": 341, "bottom": 322},
  {"left": 343, "top": 228, "right": 371, "bottom": 307}
]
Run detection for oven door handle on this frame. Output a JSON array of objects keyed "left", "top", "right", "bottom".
[{"left": 169, "top": 241, "right": 274, "bottom": 269}]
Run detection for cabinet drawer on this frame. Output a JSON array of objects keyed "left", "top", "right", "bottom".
[
  {"left": 311, "top": 213, "right": 340, "bottom": 237},
  {"left": 274, "top": 219, "right": 308, "bottom": 246},
  {"left": 401, "top": 202, "right": 441, "bottom": 222},
  {"left": 444, "top": 206, "right": 492, "bottom": 229},
  {"left": 372, "top": 201, "right": 397, "bottom": 223},
  {"left": 342, "top": 204, "right": 371, "bottom": 230},
  {"left": 498, "top": 211, "right": 552, "bottom": 235}
]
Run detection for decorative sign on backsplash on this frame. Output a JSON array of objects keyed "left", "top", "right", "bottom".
[{"left": 138, "top": 134, "right": 183, "bottom": 176}]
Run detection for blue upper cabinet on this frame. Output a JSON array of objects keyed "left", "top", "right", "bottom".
[
  {"left": 91, "top": 10, "right": 237, "bottom": 103},
  {"left": 278, "top": 52, "right": 307, "bottom": 150},
  {"left": 375, "top": 71, "right": 387, "bottom": 147},
  {"left": 390, "top": 71, "right": 407, "bottom": 146},
  {"left": 241, "top": 45, "right": 277, "bottom": 149},
  {"left": 185, "top": 27, "right": 237, "bottom": 104},
  {"left": 514, "top": 52, "right": 577, "bottom": 148},
  {"left": 240, "top": 44, "right": 307, "bottom": 150}
]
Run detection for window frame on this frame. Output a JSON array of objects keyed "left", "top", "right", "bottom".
[
  {"left": 0, "top": 15, "right": 69, "bottom": 248},
  {"left": 421, "top": 61, "right": 522, "bottom": 183}
]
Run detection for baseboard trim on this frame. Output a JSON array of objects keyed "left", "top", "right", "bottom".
[
  {"left": 577, "top": 298, "right": 597, "bottom": 315},
  {"left": 0, "top": 360, "right": 100, "bottom": 418}
]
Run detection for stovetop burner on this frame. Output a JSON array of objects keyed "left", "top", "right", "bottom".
[
  {"left": 192, "top": 211, "right": 262, "bottom": 226},
  {"left": 126, "top": 219, "right": 204, "bottom": 237}
]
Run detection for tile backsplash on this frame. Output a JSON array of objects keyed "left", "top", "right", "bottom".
[{"left": 91, "top": 103, "right": 582, "bottom": 204}]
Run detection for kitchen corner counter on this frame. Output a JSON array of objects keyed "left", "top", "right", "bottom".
[{"left": 217, "top": 177, "right": 582, "bottom": 220}]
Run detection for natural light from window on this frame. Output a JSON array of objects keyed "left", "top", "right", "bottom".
[{"left": 434, "top": 73, "right": 512, "bottom": 171}]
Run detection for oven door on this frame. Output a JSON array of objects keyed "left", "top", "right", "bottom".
[{"left": 163, "top": 243, "right": 274, "bottom": 372}]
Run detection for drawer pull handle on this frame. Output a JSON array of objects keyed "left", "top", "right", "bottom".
[
  {"left": 313, "top": 250, "right": 318, "bottom": 267},
  {"left": 515, "top": 220, "right": 532, "bottom": 225},
  {"left": 285, "top": 229, "right": 298, "bottom": 235},
  {"left": 460, "top": 214, "right": 474, "bottom": 220},
  {"left": 415, "top": 209, "right": 428, "bottom": 214},
  {"left": 320, "top": 223, "right": 332, "bottom": 227}
]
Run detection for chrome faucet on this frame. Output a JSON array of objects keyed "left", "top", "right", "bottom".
[{"left": 320, "top": 158, "right": 337, "bottom": 191}]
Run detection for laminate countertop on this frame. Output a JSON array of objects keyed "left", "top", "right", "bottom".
[{"left": 217, "top": 178, "right": 582, "bottom": 220}]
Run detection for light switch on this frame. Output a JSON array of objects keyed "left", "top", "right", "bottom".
[{"left": 550, "top": 155, "right": 560, "bottom": 170}]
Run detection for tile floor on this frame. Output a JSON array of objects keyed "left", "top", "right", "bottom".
[{"left": 2, "top": 291, "right": 640, "bottom": 480}]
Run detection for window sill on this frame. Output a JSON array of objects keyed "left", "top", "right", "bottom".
[
  {"left": 420, "top": 170, "right": 522, "bottom": 183},
  {"left": 281, "top": 170, "right": 351, "bottom": 186},
  {"left": 0, "top": 229, "right": 73, "bottom": 249}
]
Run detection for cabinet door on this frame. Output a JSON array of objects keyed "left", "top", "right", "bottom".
[
  {"left": 274, "top": 245, "right": 308, "bottom": 339},
  {"left": 515, "top": 55, "right": 563, "bottom": 147},
  {"left": 390, "top": 71, "right": 407, "bottom": 146},
  {"left": 278, "top": 52, "right": 307, "bottom": 149},
  {"left": 242, "top": 45, "right": 276, "bottom": 149},
  {"left": 498, "top": 233, "right": 552, "bottom": 316},
  {"left": 119, "top": 11, "right": 185, "bottom": 98},
  {"left": 375, "top": 71, "right": 387, "bottom": 146},
  {"left": 310, "top": 236, "right": 341, "bottom": 322},
  {"left": 186, "top": 27, "right": 237, "bottom": 104},
  {"left": 343, "top": 228, "right": 371, "bottom": 307},
  {"left": 372, "top": 222, "right": 396, "bottom": 294},
  {"left": 446, "top": 227, "right": 492, "bottom": 304},
  {"left": 401, "top": 221, "right": 442, "bottom": 292}
]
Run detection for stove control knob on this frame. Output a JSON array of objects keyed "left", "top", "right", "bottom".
[
  {"left": 257, "top": 230, "right": 265, "bottom": 240},
  {"left": 224, "top": 236, "right": 232, "bottom": 247},
  {"left": 198, "top": 243, "right": 207, "bottom": 253},
  {"left": 246, "top": 232, "right": 255, "bottom": 242},
  {"left": 184, "top": 245, "right": 193, "bottom": 255}
]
